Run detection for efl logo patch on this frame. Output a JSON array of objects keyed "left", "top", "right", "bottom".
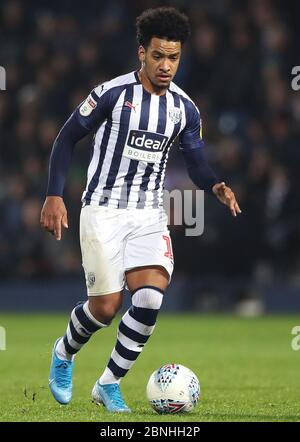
[
  {"left": 79, "top": 94, "right": 97, "bottom": 116},
  {"left": 168, "top": 107, "right": 182, "bottom": 124},
  {"left": 124, "top": 130, "right": 169, "bottom": 164}
]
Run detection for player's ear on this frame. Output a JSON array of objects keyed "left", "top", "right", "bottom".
[{"left": 138, "top": 45, "right": 146, "bottom": 63}]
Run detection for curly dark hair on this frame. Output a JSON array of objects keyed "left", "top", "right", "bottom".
[{"left": 136, "top": 7, "right": 190, "bottom": 48}]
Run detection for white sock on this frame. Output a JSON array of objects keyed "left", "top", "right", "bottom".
[
  {"left": 55, "top": 337, "right": 74, "bottom": 362},
  {"left": 99, "top": 367, "right": 121, "bottom": 385}
]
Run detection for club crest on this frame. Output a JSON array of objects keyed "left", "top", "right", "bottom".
[
  {"left": 87, "top": 272, "right": 96, "bottom": 288},
  {"left": 169, "top": 107, "right": 182, "bottom": 124}
]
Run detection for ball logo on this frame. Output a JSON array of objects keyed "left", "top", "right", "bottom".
[
  {"left": 155, "top": 364, "right": 179, "bottom": 392},
  {"left": 124, "top": 130, "right": 169, "bottom": 164}
]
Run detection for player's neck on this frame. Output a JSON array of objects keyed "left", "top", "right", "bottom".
[{"left": 138, "top": 68, "right": 167, "bottom": 96}]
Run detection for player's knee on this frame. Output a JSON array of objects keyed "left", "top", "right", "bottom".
[
  {"left": 88, "top": 296, "right": 122, "bottom": 324},
  {"left": 90, "top": 304, "right": 119, "bottom": 324}
]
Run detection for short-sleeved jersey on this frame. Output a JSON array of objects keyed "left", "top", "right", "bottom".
[{"left": 76, "top": 71, "right": 204, "bottom": 208}]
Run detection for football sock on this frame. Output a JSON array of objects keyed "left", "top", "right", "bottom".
[
  {"left": 56, "top": 301, "right": 108, "bottom": 361},
  {"left": 99, "top": 286, "right": 164, "bottom": 385}
]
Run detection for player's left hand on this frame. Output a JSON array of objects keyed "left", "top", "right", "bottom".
[{"left": 212, "top": 182, "right": 242, "bottom": 217}]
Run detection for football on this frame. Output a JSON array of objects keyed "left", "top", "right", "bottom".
[{"left": 146, "top": 363, "right": 200, "bottom": 414}]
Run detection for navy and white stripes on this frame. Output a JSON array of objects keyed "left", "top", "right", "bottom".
[
  {"left": 58, "top": 302, "right": 107, "bottom": 358},
  {"left": 100, "top": 286, "right": 164, "bottom": 382},
  {"left": 55, "top": 287, "right": 164, "bottom": 383},
  {"left": 79, "top": 70, "right": 202, "bottom": 209}
]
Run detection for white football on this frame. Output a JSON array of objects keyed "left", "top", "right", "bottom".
[{"left": 146, "top": 363, "right": 200, "bottom": 414}]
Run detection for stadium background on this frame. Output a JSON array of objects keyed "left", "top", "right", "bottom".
[
  {"left": 1, "top": 0, "right": 300, "bottom": 313},
  {"left": 0, "top": 0, "right": 300, "bottom": 424}
]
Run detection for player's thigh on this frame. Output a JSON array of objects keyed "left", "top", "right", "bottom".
[
  {"left": 80, "top": 205, "right": 126, "bottom": 296},
  {"left": 124, "top": 210, "right": 174, "bottom": 292}
]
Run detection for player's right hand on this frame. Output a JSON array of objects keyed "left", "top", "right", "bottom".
[{"left": 40, "top": 196, "right": 69, "bottom": 241}]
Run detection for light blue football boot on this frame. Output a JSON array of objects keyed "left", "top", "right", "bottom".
[
  {"left": 91, "top": 381, "right": 131, "bottom": 413},
  {"left": 49, "top": 338, "right": 74, "bottom": 405}
]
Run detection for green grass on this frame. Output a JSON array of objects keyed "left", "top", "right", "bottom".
[{"left": 0, "top": 313, "right": 299, "bottom": 422}]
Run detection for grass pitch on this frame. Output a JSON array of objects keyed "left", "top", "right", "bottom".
[{"left": 0, "top": 313, "right": 299, "bottom": 422}]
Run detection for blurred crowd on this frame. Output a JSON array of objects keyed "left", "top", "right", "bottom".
[{"left": 0, "top": 0, "right": 299, "bottom": 284}]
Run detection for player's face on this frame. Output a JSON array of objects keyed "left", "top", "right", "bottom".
[{"left": 139, "top": 38, "right": 181, "bottom": 92}]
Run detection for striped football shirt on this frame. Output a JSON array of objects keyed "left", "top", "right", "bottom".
[{"left": 75, "top": 71, "right": 204, "bottom": 208}]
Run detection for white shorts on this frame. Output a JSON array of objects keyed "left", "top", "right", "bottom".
[{"left": 80, "top": 205, "right": 174, "bottom": 296}]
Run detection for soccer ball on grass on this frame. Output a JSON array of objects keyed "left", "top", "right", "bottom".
[{"left": 146, "top": 363, "right": 200, "bottom": 414}]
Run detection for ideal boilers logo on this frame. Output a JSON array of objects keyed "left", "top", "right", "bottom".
[{"left": 124, "top": 130, "right": 169, "bottom": 164}]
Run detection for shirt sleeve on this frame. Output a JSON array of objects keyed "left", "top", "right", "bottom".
[
  {"left": 179, "top": 99, "right": 219, "bottom": 194},
  {"left": 46, "top": 83, "right": 113, "bottom": 196},
  {"left": 179, "top": 100, "right": 204, "bottom": 150},
  {"left": 74, "top": 83, "right": 112, "bottom": 131}
]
